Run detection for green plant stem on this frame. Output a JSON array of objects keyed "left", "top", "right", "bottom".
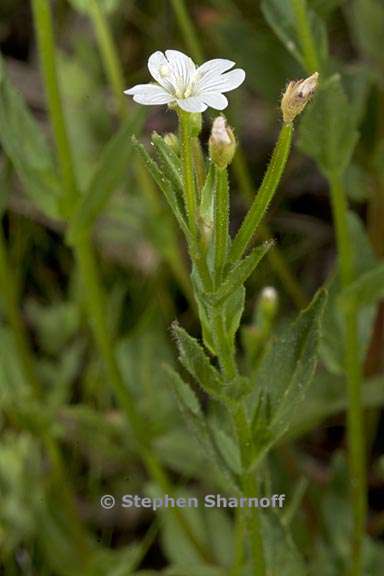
[
  {"left": 212, "top": 309, "right": 237, "bottom": 380},
  {"left": 329, "top": 175, "right": 366, "bottom": 575},
  {"left": 169, "top": 0, "right": 204, "bottom": 63},
  {"left": 231, "top": 507, "right": 245, "bottom": 576},
  {"left": 231, "top": 404, "right": 266, "bottom": 576},
  {"left": 88, "top": 0, "right": 126, "bottom": 118},
  {"left": 0, "top": 226, "right": 40, "bottom": 397},
  {"left": 192, "top": 137, "right": 206, "bottom": 193},
  {"left": 178, "top": 109, "right": 198, "bottom": 236},
  {"left": 291, "top": 0, "right": 320, "bottom": 74},
  {"left": 214, "top": 166, "right": 229, "bottom": 285},
  {"left": 230, "top": 123, "right": 293, "bottom": 263},
  {"left": 74, "top": 236, "right": 144, "bottom": 432},
  {"left": 31, "top": 0, "right": 78, "bottom": 217}
]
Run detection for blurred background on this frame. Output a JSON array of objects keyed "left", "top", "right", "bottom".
[{"left": 1, "top": 0, "right": 384, "bottom": 574}]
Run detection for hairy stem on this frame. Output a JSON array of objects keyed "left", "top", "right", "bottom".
[
  {"left": 88, "top": 0, "right": 126, "bottom": 118},
  {"left": 214, "top": 167, "right": 229, "bottom": 285},
  {"left": 31, "top": 0, "right": 78, "bottom": 217},
  {"left": 178, "top": 109, "right": 198, "bottom": 236},
  {"left": 329, "top": 175, "right": 366, "bottom": 575},
  {"left": 212, "top": 310, "right": 237, "bottom": 380},
  {"left": 231, "top": 404, "right": 266, "bottom": 576}
]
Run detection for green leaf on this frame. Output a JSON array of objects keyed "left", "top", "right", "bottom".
[
  {"left": 261, "top": 0, "right": 306, "bottom": 68},
  {"left": 222, "top": 285, "right": 245, "bottom": 353},
  {"left": 151, "top": 132, "right": 183, "bottom": 194},
  {"left": 213, "top": 241, "right": 273, "bottom": 304},
  {"left": 261, "top": 0, "right": 328, "bottom": 71},
  {"left": 0, "top": 56, "right": 61, "bottom": 219},
  {"left": 339, "top": 263, "right": 384, "bottom": 309},
  {"left": 286, "top": 372, "right": 384, "bottom": 439},
  {"left": 171, "top": 322, "right": 223, "bottom": 399},
  {"left": 321, "top": 212, "right": 377, "bottom": 373},
  {"left": 252, "top": 289, "right": 327, "bottom": 452},
  {"left": 344, "top": 163, "right": 372, "bottom": 203},
  {"left": 67, "top": 108, "right": 145, "bottom": 241},
  {"left": 164, "top": 365, "right": 202, "bottom": 418},
  {"left": 262, "top": 512, "right": 307, "bottom": 576},
  {"left": 298, "top": 75, "right": 359, "bottom": 178},
  {"left": 165, "top": 366, "right": 239, "bottom": 491},
  {"left": 210, "top": 423, "right": 242, "bottom": 475},
  {"left": 348, "top": 0, "right": 384, "bottom": 65},
  {"left": 131, "top": 137, "right": 189, "bottom": 238}
]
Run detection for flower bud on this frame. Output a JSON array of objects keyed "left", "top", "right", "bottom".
[
  {"left": 257, "top": 286, "right": 278, "bottom": 321},
  {"left": 163, "top": 132, "right": 179, "bottom": 154},
  {"left": 209, "top": 116, "right": 236, "bottom": 169},
  {"left": 281, "top": 72, "right": 319, "bottom": 124}
]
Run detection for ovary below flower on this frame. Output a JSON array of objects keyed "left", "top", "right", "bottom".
[{"left": 124, "top": 50, "right": 246, "bottom": 113}]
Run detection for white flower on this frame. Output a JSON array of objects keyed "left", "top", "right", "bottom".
[{"left": 124, "top": 50, "right": 246, "bottom": 113}]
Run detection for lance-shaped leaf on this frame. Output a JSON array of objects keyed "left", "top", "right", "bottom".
[
  {"left": 171, "top": 322, "right": 223, "bottom": 399},
  {"left": 210, "top": 423, "right": 242, "bottom": 475},
  {"left": 151, "top": 132, "right": 183, "bottom": 194},
  {"left": 131, "top": 137, "right": 189, "bottom": 238},
  {"left": 298, "top": 75, "right": 359, "bottom": 178},
  {"left": 252, "top": 289, "right": 327, "bottom": 452},
  {"left": 262, "top": 512, "right": 307, "bottom": 576},
  {"left": 339, "top": 263, "right": 384, "bottom": 309},
  {"left": 165, "top": 366, "right": 240, "bottom": 492},
  {"left": 67, "top": 108, "right": 145, "bottom": 241},
  {"left": 0, "top": 56, "right": 61, "bottom": 219},
  {"left": 261, "top": 0, "right": 328, "bottom": 72},
  {"left": 212, "top": 241, "right": 273, "bottom": 305}
]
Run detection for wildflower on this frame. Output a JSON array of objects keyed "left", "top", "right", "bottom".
[
  {"left": 124, "top": 50, "right": 245, "bottom": 113},
  {"left": 281, "top": 72, "right": 319, "bottom": 124},
  {"left": 209, "top": 116, "right": 236, "bottom": 168}
]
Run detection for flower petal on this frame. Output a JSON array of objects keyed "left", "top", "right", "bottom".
[
  {"left": 147, "top": 51, "right": 174, "bottom": 92},
  {"left": 165, "top": 49, "right": 196, "bottom": 90},
  {"left": 201, "top": 93, "right": 228, "bottom": 110},
  {"left": 177, "top": 96, "right": 207, "bottom": 113},
  {"left": 197, "top": 58, "right": 235, "bottom": 79},
  {"left": 148, "top": 51, "right": 167, "bottom": 82},
  {"left": 199, "top": 68, "right": 246, "bottom": 94},
  {"left": 124, "top": 83, "right": 174, "bottom": 105}
]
